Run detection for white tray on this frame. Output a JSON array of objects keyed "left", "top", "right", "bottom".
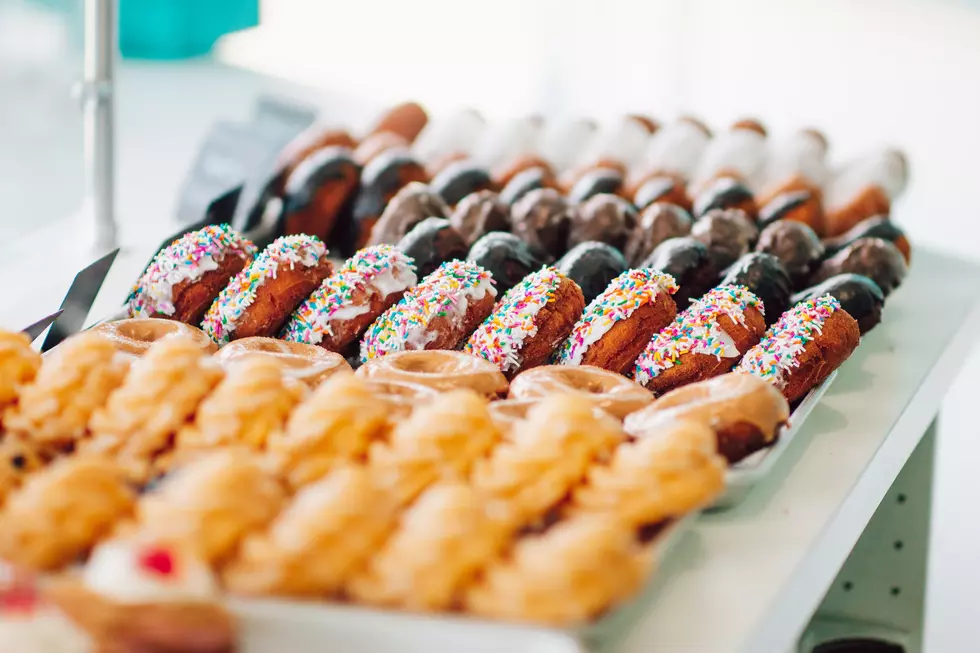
[
  {"left": 231, "top": 517, "right": 694, "bottom": 653},
  {"left": 711, "top": 370, "right": 839, "bottom": 510}
]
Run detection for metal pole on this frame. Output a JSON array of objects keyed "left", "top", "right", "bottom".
[{"left": 82, "top": 0, "right": 117, "bottom": 250}]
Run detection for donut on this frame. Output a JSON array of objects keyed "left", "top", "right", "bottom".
[
  {"left": 566, "top": 166, "right": 626, "bottom": 203},
  {"left": 492, "top": 155, "right": 555, "bottom": 189},
  {"left": 467, "top": 232, "right": 545, "bottom": 295},
  {"left": 623, "top": 372, "right": 790, "bottom": 464},
  {"left": 90, "top": 318, "right": 216, "bottom": 358},
  {"left": 509, "top": 365, "right": 653, "bottom": 420},
  {"left": 367, "top": 181, "right": 450, "bottom": 247},
  {"left": 279, "top": 146, "right": 360, "bottom": 242},
  {"left": 755, "top": 220, "right": 825, "bottom": 288},
  {"left": 792, "top": 273, "right": 885, "bottom": 334},
  {"left": 736, "top": 294, "right": 860, "bottom": 403},
  {"left": 0, "top": 331, "right": 42, "bottom": 413},
  {"left": 347, "top": 150, "right": 429, "bottom": 254},
  {"left": 202, "top": 235, "right": 333, "bottom": 345},
  {"left": 719, "top": 253, "right": 793, "bottom": 327},
  {"left": 214, "top": 337, "right": 352, "bottom": 387},
  {"left": 275, "top": 125, "right": 357, "bottom": 194},
  {"left": 486, "top": 398, "right": 538, "bottom": 426},
  {"left": 368, "top": 101, "right": 429, "bottom": 143},
  {"left": 568, "top": 194, "right": 638, "bottom": 252},
  {"left": 623, "top": 202, "right": 693, "bottom": 267},
  {"left": 556, "top": 269, "right": 678, "bottom": 375},
  {"left": 822, "top": 215, "right": 911, "bottom": 263},
  {"left": 430, "top": 161, "right": 495, "bottom": 207},
  {"left": 692, "top": 176, "right": 759, "bottom": 221},
  {"left": 449, "top": 190, "right": 511, "bottom": 246},
  {"left": 360, "top": 378, "right": 439, "bottom": 418},
  {"left": 510, "top": 188, "right": 576, "bottom": 260},
  {"left": 498, "top": 167, "right": 556, "bottom": 206},
  {"left": 639, "top": 237, "right": 719, "bottom": 310},
  {"left": 395, "top": 218, "right": 468, "bottom": 278},
  {"left": 463, "top": 267, "right": 585, "bottom": 378},
  {"left": 353, "top": 131, "right": 409, "bottom": 165},
  {"left": 810, "top": 237, "right": 907, "bottom": 297},
  {"left": 357, "top": 350, "right": 507, "bottom": 398},
  {"left": 757, "top": 189, "right": 825, "bottom": 235},
  {"left": 556, "top": 242, "right": 629, "bottom": 304},
  {"left": 128, "top": 225, "right": 257, "bottom": 324},
  {"left": 360, "top": 260, "right": 496, "bottom": 362},
  {"left": 632, "top": 284, "right": 766, "bottom": 395},
  {"left": 691, "top": 208, "right": 759, "bottom": 271},
  {"left": 629, "top": 173, "right": 693, "bottom": 212},
  {"left": 281, "top": 245, "right": 417, "bottom": 354}
]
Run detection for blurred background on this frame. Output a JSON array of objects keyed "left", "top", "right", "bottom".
[{"left": 1, "top": 0, "right": 977, "bottom": 649}]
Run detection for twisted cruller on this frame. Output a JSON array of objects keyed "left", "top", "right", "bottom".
[
  {"left": 5, "top": 333, "right": 127, "bottom": 453},
  {"left": 85, "top": 338, "right": 223, "bottom": 479},
  {"left": 0, "top": 330, "right": 41, "bottom": 411},
  {"left": 224, "top": 466, "right": 397, "bottom": 597}
]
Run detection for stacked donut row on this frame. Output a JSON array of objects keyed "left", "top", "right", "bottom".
[{"left": 0, "top": 328, "right": 768, "bottom": 625}]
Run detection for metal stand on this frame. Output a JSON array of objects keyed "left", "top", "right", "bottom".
[
  {"left": 80, "top": 0, "right": 117, "bottom": 250},
  {"left": 799, "top": 419, "right": 937, "bottom": 653}
]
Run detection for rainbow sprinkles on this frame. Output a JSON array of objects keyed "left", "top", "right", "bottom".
[
  {"left": 736, "top": 294, "right": 841, "bottom": 388},
  {"left": 557, "top": 268, "right": 678, "bottom": 366},
  {"left": 202, "top": 234, "right": 327, "bottom": 345},
  {"left": 633, "top": 284, "right": 763, "bottom": 385}
]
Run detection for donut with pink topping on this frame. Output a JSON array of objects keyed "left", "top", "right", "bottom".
[
  {"left": 632, "top": 284, "right": 766, "bottom": 395},
  {"left": 128, "top": 224, "right": 256, "bottom": 324},
  {"left": 556, "top": 268, "right": 678, "bottom": 375},
  {"left": 736, "top": 295, "right": 860, "bottom": 402}
]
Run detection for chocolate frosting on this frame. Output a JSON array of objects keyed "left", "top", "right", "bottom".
[
  {"left": 624, "top": 202, "right": 693, "bottom": 267},
  {"left": 396, "top": 217, "right": 468, "bottom": 278},
  {"left": 511, "top": 188, "right": 576, "bottom": 260},
  {"left": 352, "top": 149, "right": 426, "bottom": 224},
  {"left": 449, "top": 190, "right": 511, "bottom": 246},
  {"left": 823, "top": 215, "right": 908, "bottom": 257},
  {"left": 693, "top": 177, "right": 756, "bottom": 219},
  {"left": 368, "top": 181, "right": 450, "bottom": 246},
  {"left": 811, "top": 237, "right": 908, "bottom": 297},
  {"left": 792, "top": 273, "right": 885, "bottom": 334},
  {"left": 467, "top": 232, "right": 546, "bottom": 294},
  {"left": 755, "top": 220, "right": 825, "bottom": 289},
  {"left": 499, "top": 167, "right": 550, "bottom": 206},
  {"left": 430, "top": 161, "right": 494, "bottom": 207},
  {"left": 556, "top": 242, "right": 629, "bottom": 304},
  {"left": 720, "top": 253, "right": 793, "bottom": 326},
  {"left": 691, "top": 209, "right": 759, "bottom": 271},
  {"left": 567, "top": 168, "right": 624, "bottom": 204},
  {"left": 758, "top": 190, "right": 813, "bottom": 228},
  {"left": 633, "top": 176, "right": 682, "bottom": 210},
  {"left": 639, "top": 236, "right": 720, "bottom": 310},
  {"left": 281, "top": 146, "right": 360, "bottom": 213},
  {"left": 569, "top": 194, "right": 638, "bottom": 251}
]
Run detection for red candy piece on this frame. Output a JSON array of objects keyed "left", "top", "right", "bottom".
[{"left": 138, "top": 546, "right": 177, "bottom": 579}]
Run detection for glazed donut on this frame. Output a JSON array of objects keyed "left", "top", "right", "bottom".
[
  {"left": 360, "top": 260, "right": 497, "bottom": 362},
  {"left": 128, "top": 224, "right": 257, "bottom": 324},
  {"left": 486, "top": 398, "right": 538, "bottom": 427},
  {"left": 556, "top": 268, "right": 678, "bottom": 375},
  {"left": 356, "top": 350, "right": 508, "bottom": 398},
  {"left": 359, "top": 378, "right": 439, "bottom": 418},
  {"left": 90, "top": 318, "right": 216, "bottom": 358},
  {"left": 632, "top": 284, "right": 766, "bottom": 395},
  {"left": 281, "top": 245, "right": 417, "bottom": 354},
  {"left": 508, "top": 365, "right": 653, "bottom": 420},
  {"left": 623, "top": 373, "right": 790, "bottom": 464},
  {"left": 215, "top": 337, "right": 351, "bottom": 387},
  {"left": 202, "top": 235, "right": 333, "bottom": 345},
  {"left": 464, "top": 267, "right": 585, "bottom": 378},
  {"left": 736, "top": 294, "right": 860, "bottom": 403}
]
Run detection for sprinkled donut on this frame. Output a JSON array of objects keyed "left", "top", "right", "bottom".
[
  {"left": 281, "top": 245, "right": 417, "bottom": 354},
  {"left": 556, "top": 268, "right": 678, "bottom": 375},
  {"left": 736, "top": 295, "right": 860, "bottom": 403},
  {"left": 360, "top": 260, "right": 497, "bottom": 362},
  {"left": 202, "top": 235, "right": 333, "bottom": 345},
  {"left": 128, "top": 224, "right": 257, "bottom": 323},
  {"left": 464, "top": 267, "right": 585, "bottom": 378},
  {"left": 632, "top": 284, "right": 766, "bottom": 395}
]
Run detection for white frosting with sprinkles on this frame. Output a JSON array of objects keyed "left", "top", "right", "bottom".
[{"left": 202, "top": 234, "right": 326, "bottom": 345}]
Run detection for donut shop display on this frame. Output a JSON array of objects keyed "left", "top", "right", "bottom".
[{"left": 0, "top": 99, "right": 915, "bottom": 645}]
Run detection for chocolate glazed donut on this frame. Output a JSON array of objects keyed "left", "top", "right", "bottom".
[
  {"left": 566, "top": 167, "right": 625, "bottom": 204},
  {"left": 640, "top": 237, "right": 720, "bottom": 310},
  {"left": 467, "top": 232, "right": 546, "bottom": 295},
  {"left": 758, "top": 189, "right": 825, "bottom": 235},
  {"left": 280, "top": 146, "right": 361, "bottom": 242},
  {"left": 792, "top": 273, "right": 885, "bottom": 334},
  {"left": 368, "top": 181, "right": 450, "bottom": 246},
  {"left": 720, "top": 253, "right": 794, "bottom": 326},
  {"left": 623, "top": 202, "right": 693, "bottom": 267},
  {"left": 450, "top": 190, "right": 511, "bottom": 246},
  {"left": 345, "top": 149, "right": 428, "bottom": 255},
  {"left": 556, "top": 242, "right": 629, "bottom": 304},
  {"left": 511, "top": 188, "right": 576, "bottom": 261},
  {"left": 755, "top": 220, "right": 825, "bottom": 289},
  {"left": 630, "top": 174, "right": 693, "bottom": 212},
  {"left": 822, "top": 215, "right": 911, "bottom": 263},
  {"left": 810, "top": 237, "right": 908, "bottom": 297},
  {"left": 569, "top": 194, "right": 638, "bottom": 251},
  {"left": 499, "top": 167, "right": 556, "bottom": 206},
  {"left": 430, "top": 161, "right": 496, "bottom": 207},
  {"left": 396, "top": 218, "right": 469, "bottom": 278},
  {"left": 691, "top": 209, "right": 760, "bottom": 271},
  {"left": 692, "top": 176, "right": 759, "bottom": 221}
]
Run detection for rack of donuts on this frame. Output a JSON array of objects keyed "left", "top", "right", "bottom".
[{"left": 0, "top": 101, "right": 912, "bottom": 648}]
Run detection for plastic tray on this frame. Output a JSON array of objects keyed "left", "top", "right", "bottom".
[
  {"left": 231, "top": 517, "right": 694, "bottom": 653},
  {"left": 712, "top": 371, "right": 839, "bottom": 510}
]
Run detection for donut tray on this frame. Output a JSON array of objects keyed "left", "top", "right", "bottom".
[
  {"left": 230, "top": 517, "right": 694, "bottom": 653},
  {"left": 713, "top": 370, "right": 839, "bottom": 510}
]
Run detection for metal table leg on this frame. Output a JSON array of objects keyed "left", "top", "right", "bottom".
[{"left": 799, "top": 418, "right": 937, "bottom": 653}]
